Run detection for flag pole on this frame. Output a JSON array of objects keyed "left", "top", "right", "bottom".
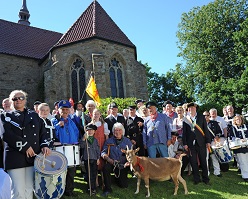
[{"left": 80, "top": 71, "right": 93, "bottom": 101}]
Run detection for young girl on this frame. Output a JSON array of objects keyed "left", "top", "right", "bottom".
[
  {"left": 91, "top": 109, "right": 110, "bottom": 171},
  {"left": 81, "top": 124, "right": 100, "bottom": 195}
]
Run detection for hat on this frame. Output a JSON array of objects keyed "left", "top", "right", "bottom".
[
  {"left": 85, "top": 123, "right": 97, "bottom": 131},
  {"left": 74, "top": 100, "right": 85, "bottom": 111},
  {"left": 135, "top": 99, "right": 146, "bottom": 104},
  {"left": 109, "top": 102, "right": 118, "bottom": 109},
  {"left": 54, "top": 101, "right": 60, "bottom": 106},
  {"left": 162, "top": 100, "right": 173, "bottom": 107},
  {"left": 33, "top": 101, "right": 42, "bottom": 106},
  {"left": 128, "top": 105, "right": 136, "bottom": 109},
  {"left": 58, "top": 100, "right": 71, "bottom": 108},
  {"left": 187, "top": 102, "right": 198, "bottom": 109},
  {"left": 146, "top": 101, "right": 157, "bottom": 108}
]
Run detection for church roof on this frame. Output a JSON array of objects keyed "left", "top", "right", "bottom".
[
  {"left": 0, "top": 19, "right": 62, "bottom": 59},
  {"left": 55, "top": 1, "right": 135, "bottom": 48},
  {"left": 0, "top": 1, "right": 135, "bottom": 60}
]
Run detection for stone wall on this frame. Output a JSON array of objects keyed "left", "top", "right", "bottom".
[
  {"left": 43, "top": 38, "right": 148, "bottom": 106},
  {"left": 0, "top": 54, "right": 42, "bottom": 108}
]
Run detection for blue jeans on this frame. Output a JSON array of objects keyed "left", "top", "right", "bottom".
[{"left": 147, "top": 143, "right": 168, "bottom": 158}]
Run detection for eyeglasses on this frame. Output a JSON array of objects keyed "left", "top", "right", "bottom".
[{"left": 12, "top": 96, "right": 25, "bottom": 101}]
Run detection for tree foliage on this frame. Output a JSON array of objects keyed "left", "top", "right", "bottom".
[
  {"left": 144, "top": 63, "right": 193, "bottom": 109},
  {"left": 176, "top": 0, "right": 248, "bottom": 112}
]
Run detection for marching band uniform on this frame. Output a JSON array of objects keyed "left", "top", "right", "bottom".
[
  {"left": 1, "top": 107, "right": 49, "bottom": 198},
  {"left": 207, "top": 119, "right": 223, "bottom": 176},
  {"left": 230, "top": 124, "right": 248, "bottom": 181}
]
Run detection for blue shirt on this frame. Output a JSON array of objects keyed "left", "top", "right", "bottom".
[
  {"left": 101, "top": 136, "right": 132, "bottom": 165},
  {"left": 143, "top": 113, "right": 171, "bottom": 147},
  {"left": 52, "top": 117, "right": 79, "bottom": 144}
]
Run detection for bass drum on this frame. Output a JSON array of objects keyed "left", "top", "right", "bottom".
[{"left": 34, "top": 151, "right": 68, "bottom": 199}]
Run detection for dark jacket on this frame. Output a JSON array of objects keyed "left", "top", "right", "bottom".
[
  {"left": 105, "top": 115, "right": 126, "bottom": 137},
  {"left": 1, "top": 109, "right": 49, "bottom": 170},
  {"left": 183, "top": 114, "right": 211, "bottom": 148}
]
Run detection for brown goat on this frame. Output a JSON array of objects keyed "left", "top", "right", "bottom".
[{"left": 121, "top": 146, "right": 188, "bottom": 197}]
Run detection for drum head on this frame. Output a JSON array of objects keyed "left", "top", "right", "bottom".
[{"left": 34, "top": 151, "right": 67, "bottom": 176}]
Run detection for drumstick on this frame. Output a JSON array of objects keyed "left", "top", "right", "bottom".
[{"left": 35, "top": 154, "right": 56, "bottom": 168}]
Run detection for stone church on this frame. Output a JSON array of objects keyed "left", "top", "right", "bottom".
[{"left": 0, "top": 0, "right": 148, "bottom": 107}]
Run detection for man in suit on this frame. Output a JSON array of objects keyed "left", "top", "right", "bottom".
[
  {"left": 126, "top": 105, "right": 145, "bottom": 156},
  {"left": 182, "top": 102, "right": 211, "bottom": 185},
  {"left": 104, "top": 102, "right": 126, "bottom": 137}
]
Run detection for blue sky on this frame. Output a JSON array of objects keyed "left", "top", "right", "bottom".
[{"left": 1, "top": 0, "right": 213, "bottom": 75}]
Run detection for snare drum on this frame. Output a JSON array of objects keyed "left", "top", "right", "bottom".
[
  {"left": 54, "top": 144, "right": 80, "bottom": 167},
  {"left": 34, "top": 151, "right": 67, "bottom": 199},
  {"left": 213, "top": 141, "right": 233, "bottom": 163},
  {"left": 229, "top": 138, "right": 242, "bottom": 150},
  {"left": 211, "top": 137, "right": 226, "bottom": 149}
]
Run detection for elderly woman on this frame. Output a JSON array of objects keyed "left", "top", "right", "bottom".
[
  {"left": 230, "top": 115, "right": 248, "bottom": 182},
  {"left": 1, "top": 90, "right": 50, "bottom": 199},
  {"left": 101, "top": 122, "right": 132, "bottom": 197}
]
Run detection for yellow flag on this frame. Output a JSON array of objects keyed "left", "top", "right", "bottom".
[{"left": 86, "top": 76, "right": 101, "bottom": 106}]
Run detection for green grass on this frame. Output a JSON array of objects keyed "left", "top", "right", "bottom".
[{"left": 63, "top": 163, "right": 248, "bottom": 199}]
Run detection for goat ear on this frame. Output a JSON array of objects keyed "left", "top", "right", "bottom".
[{"left": 135, "top": 147, "right": 140, "bottom": 153}]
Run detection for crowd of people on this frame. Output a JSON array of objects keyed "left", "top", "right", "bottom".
[{"left": 0, "top": 90, "right": 248, "bottom": 198}]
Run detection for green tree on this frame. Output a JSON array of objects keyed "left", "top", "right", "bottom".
[
  {"left": 176, "top": 0, "right": 248, "bottom": 112},
  {"left": 144, "top": 63, "right": 193, "bottom": 109}
]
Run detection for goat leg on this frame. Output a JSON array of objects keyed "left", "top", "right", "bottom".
[
  {"left": 178, "top": 175, "right": 188, "bottom": 194},
  {"left": 135, "top": 177, "right": 141, "bottom": 194},
  {"left": 144, "top": 178, "right": 150, "bottom": 197}
]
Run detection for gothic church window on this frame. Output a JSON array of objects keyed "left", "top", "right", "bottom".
[
  {"left": 109, "top": 58, "right": 124, "bottom": 98},
  {"left": 71, "top": 58, "right": 86, "bottom": 102}
]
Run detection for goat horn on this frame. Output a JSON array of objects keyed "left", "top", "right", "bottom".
[
  {"left": 131, "top": 145, "right": 133, "bottom": 150},
  {"left": 126, "top": 145, "right": 129, "bottom": 150}
]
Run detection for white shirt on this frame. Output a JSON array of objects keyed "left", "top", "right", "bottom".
[
  {"left": 0, "top": 120, "right": 4, "bottom": 138},
  {"left": 0, "top": 168, "right": 12, "bottom": 199},
  {"left": 94, "top": 121, "right": 110, "bottom": 135}
]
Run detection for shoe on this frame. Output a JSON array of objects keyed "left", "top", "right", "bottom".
[
  {"left": 237, "top": 169, "right": 241, "bottom": 174},
  {"left": 91, "top": 190, "right": 96, "bottom": 196},
  {"left": 102, "top": 191, "right": 111, "bottom": 197},
  {"left": 217, "top": 174, "right": 222, "bottom": 177},
  {"left": 204, "top": 181, "right": 211, "bottom": 185},
  {"left": 64, "top": 192, "right": 73, "bottom": 196},
  {"left": 194, "top": 181, "right": 201, "bottom": 185},
  {"left": 243, "top": 178, "right": 248, "bottom": 182}
]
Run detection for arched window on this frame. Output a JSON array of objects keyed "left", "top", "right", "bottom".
[
  {"left": 109, "top": 58, "right": 124, "bottom": 98},
  {"left": 71, "top": 58, "right": 86, "bottom": 102}
]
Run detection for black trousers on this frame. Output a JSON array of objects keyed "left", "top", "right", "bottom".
[
  {"left": 65, "top": 167, "right": 76, "bottom": 194},
  {"left": 84, "top": 159, "right": 98, "bottom": 191},
  {"left": 189, "top": 145, "right": 209, "bottom": 183},
  {"left": 102, "top": 162, "right": 128, "bottom": 192}
]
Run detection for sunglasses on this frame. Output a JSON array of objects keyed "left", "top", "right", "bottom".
[
  {"left": 12, "top": 96, "right": 25, "bottom": 101},
  {"left": 204, "top": 114, "right": 210, "bottom": 117}
]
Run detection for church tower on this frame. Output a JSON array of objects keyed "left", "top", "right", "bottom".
[{"left": 18, "top": 0, "right": 30, "bottom": 25}]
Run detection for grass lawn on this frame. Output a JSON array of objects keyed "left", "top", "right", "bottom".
[{"left": 62, "top": 162, "right": 248, "bottom": 199}]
